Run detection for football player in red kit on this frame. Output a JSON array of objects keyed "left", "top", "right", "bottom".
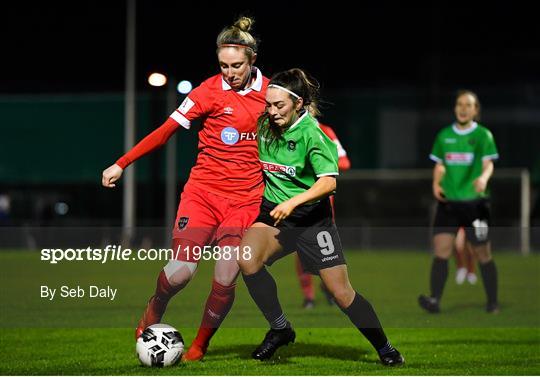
[
  {"left": 102, "top": 17, "right": 268, "bottom": 361},
  {"left": 295, "top": 121, "right": 351, "bottom": 308},
  {"left": 454, "top": 227, "right": 478, "bottom": 284}
]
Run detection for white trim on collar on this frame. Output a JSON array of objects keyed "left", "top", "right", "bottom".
[
  {"left": 221, "top": 67, "right": 263, "bottom": 94},
  {"left": 288, "top": 110, "right": 309, "bottom": 130},
  {"left": 221, "top": 77, "right": 230, "bottom": 90},
  {"left": 452, "top": 121, "right": 478, "bottom": 135}
]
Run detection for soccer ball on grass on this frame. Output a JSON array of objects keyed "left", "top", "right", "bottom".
[{"left": 136, "top": 324, "right": 184, "bottom": 367}]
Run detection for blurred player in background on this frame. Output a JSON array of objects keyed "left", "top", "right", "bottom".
[
  {"left": 238, "top": 68, "right": 404, "bottom": 366},
  {"left": 102, "top": 17, "right": 268, "bottom": 361},
  {"left": 297, "top": 120, "right": 351, "bottom": 308},
  {"left": 454, "top": 227, "right": 477, "bottom": 285},
  {"left": 419, "top": 90, "right": 499, "bottom": 313}
]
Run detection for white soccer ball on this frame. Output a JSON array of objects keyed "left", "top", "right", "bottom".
[{"left": 136, "top": 324, "right": 184, "bottom": 367}]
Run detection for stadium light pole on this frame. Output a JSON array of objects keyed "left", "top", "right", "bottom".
[
  {"left": 165, "top": 79, "right": 178, "bottom": 235},
  {"left": 123, "top": 0, "right": 137, "bottom": 244},
  {"left": 521, "top": 169, "right": 530, "bottom": 255},
  {"left": 148, "top": 73, "right": 180, "bottom": 240},
  {"left": 165, "top": 80, "right": 193, "bottom": 238},
  {"left": 148, "top": 74, "right": 193, "bottom": 242},
  {"left": 168, "top": 80, "right": 192, "bottom": 234}
]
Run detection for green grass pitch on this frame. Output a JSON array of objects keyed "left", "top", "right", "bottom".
[{"left": 0, "top": 250, "right": 539, "bottom": 375}]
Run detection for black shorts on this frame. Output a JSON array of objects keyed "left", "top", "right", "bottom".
[
  {"left": 433, "top": 199, "right": 491, "bottom": 245},
  {"left": 255, "top": 197, "right": 346, "bottom": 274}
]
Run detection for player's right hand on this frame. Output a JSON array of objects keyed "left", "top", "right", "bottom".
[
  {"left": 102, "top": 164, "right": 123, "bottom": 188},
  {"left": 433, "top": 184, "right": 446, "bottom": 202},
  {"left": 270, "top": 199, "right": 297, "bottom": 226}
]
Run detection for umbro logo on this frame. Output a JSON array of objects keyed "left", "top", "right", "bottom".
[{"left": 224, "top": 107, "right": 234, "bottom": 115}]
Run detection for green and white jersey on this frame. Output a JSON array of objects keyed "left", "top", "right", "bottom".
[
  {"left": 259, "top": 112, "right": 338, "bottom": 204},
  {"left": 430, "top": 122, "right": 499, "bottom": 201}
]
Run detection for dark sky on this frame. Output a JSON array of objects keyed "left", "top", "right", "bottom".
[{"left": 3, "top": 1, "right": 539, "bottom": 93}]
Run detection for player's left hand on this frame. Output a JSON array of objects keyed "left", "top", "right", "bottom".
[
  {"left": 270, "top": 200, "right": 297, "bottom": 226},
  {"left": 473, "top": 176, "right": 487, "bottom": 193}
]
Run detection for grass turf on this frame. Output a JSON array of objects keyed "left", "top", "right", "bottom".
[{"left": 0, "top": 250, "right": 539, "bottom": 375}]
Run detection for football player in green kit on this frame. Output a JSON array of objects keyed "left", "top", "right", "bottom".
[
  {"left": 237, "top": 68, "right": 404, "bottom": 366},
  {"left": 419, "top": 90, "right": 500, "bottom": 314}
]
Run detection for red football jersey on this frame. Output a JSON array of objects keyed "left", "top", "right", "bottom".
[
  {"left": 117, "top": 68, "right": 268, "bottom": 202},
  {"left": 318, "top": 122, "right": 351, "bottom": 171}
]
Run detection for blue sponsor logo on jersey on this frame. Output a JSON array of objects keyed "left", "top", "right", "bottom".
[
  {"left": 221, "top": 127, "right": 239, "bottom": 145},
  {"left": 221, "top": 127, "right": 257, "bottom": 145}
]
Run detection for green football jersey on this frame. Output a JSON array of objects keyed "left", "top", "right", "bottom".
[
  {"left": 258, "top": 112, "right": 339, "bottom": 203},
  {"left": 430, "top": 122, "right": 498, "bottom": 201}
]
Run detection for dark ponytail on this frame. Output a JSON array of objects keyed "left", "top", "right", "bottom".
[{"left": 258, "top": 68, "right": 321, "bottom": 151}]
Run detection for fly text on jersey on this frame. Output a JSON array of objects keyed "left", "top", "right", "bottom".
[{"left": 221, "top": 127, "right": 257, "bottom": 145}]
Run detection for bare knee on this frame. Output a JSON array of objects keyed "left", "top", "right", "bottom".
[
  {"left": 328, "top": 285, "right": 355, "bottom": 308},
  {"left": 163, "top": 260, "right": 197, "bottom": 290},
  {"left": 214, "top": 258, "right": 240, "bottom": 286},
  {"left": 237, "top": 240, "right": 265, "bottom": 275},
  {"left": 238, "top": 255, "right": 263, "bottom": 276},
  {"left": 472, "top": 242, "right": 492, "bottom": 264},
  {"left": 214, "top": 271, "right": 238, "bottom": 286},
  {"left": 433, "top": 233, "right": 455, "bottom": 259},
  {"left": 237, "top": 224, "right": 281, "bottom": 275},
  {"left": 167, "top": 273, "right": 192, "bottom": 290}
]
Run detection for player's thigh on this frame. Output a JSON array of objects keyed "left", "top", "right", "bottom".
[
  {"left": 432, "top": 202, "right": 460, "bottom": 259},
  {"left": 212, "top": 199, "right": 262, "bottom": 284},
  {"left": 295, "top": 219, "right": 347, "bottom": 276},
  {"left": 171, "top": 189, "right": 220, "bottom": 262},
  {"left": 238, "top": 222, "right": 283, "bottom": 274},
  {"left": 215, "top": 197, "right": 261, "bottom": 248},
  {"left": 319, "top": 264, "right": 354, "bottom": 308},
  {"left": 463, "top": 199, "right": 491, "bottom": 246},
  {"left": 454, "top": 227, "right": 466, "bottom": 254},
  {"left": 433, "top": 201, "right": 459, "bottom": 244}
]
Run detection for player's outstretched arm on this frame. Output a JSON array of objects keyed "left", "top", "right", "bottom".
[
  {"left": 102, "top": 164, "right": 124, "bottom": 188},
  {"left": 101, "top": 118, "right": 181, "bottom": 189},
  {"left": 270, "top": 176, "right": 336, "bottom": 225}
]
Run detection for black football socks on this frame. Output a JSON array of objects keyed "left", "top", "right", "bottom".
[
  {"left": 243, "top": 267, "right": 289, "bottom": 330},
  {"left": 430, "top": 257, "right": 449, "bottom": 300},
  {"left": 341, "top": 292, "right": 395, "bottom": 356},
  {"left": 479, "top": 260, "right": 498, "bottom": 305}
]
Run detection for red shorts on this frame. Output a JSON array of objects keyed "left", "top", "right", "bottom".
[{"left": 171, "top": 183, "right": 261, "bottom": 262}]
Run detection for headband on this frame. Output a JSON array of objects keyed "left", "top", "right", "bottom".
[
  {"left": 218, "top": 43, "right": 254, "bottom": 50},
  {"left": 268, "top": 84, "right": 300, "bottom": 99}
]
